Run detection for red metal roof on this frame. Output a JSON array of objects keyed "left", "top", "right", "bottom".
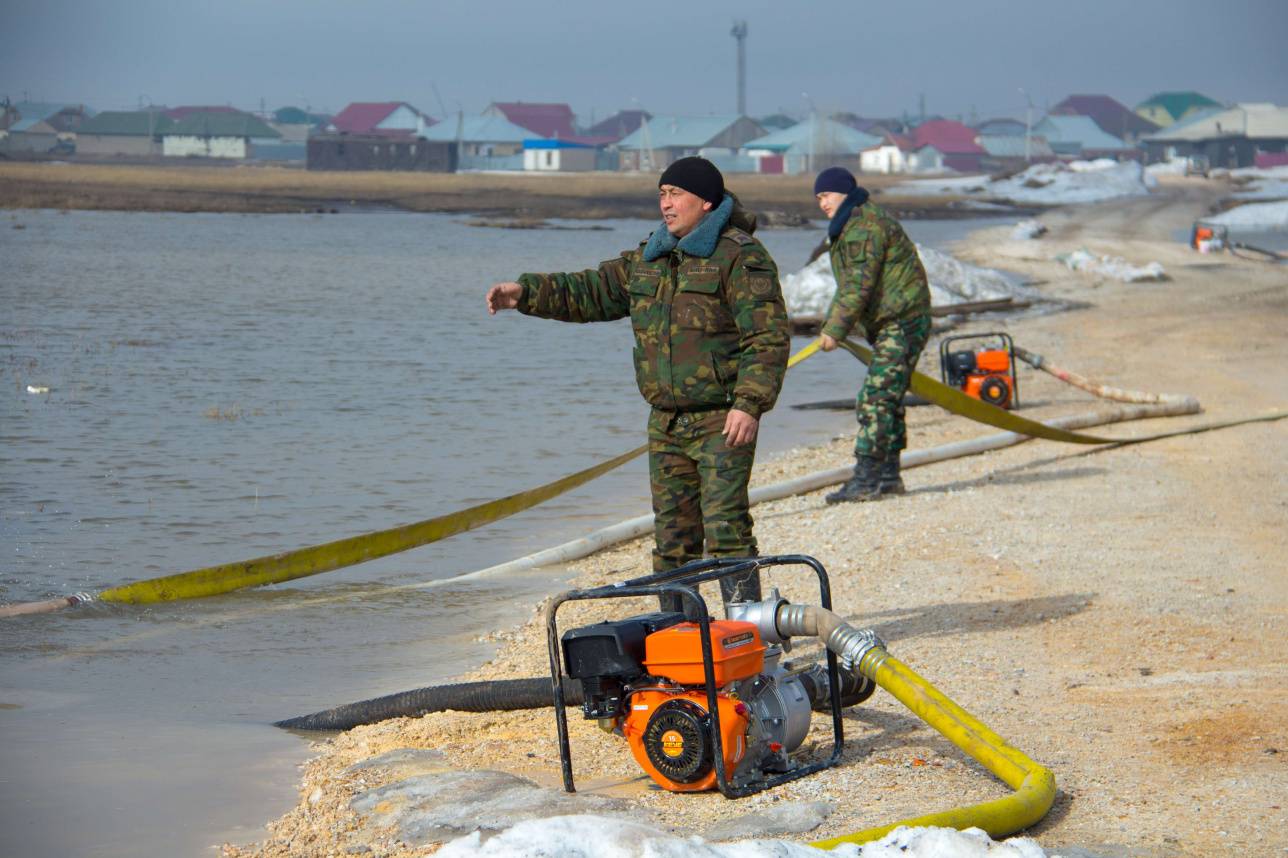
[
  {"left": 1051, "top": 94, "right": 1159, "bottom": 138},
  {"left": 330, "top": 102, "right": 435, "bottom": 134},
  {"left": 912, "top": 119, "right": 984, "bottom": 154},
  {"left": 488, "top": 102, "right": 575, "bottom": 139}
]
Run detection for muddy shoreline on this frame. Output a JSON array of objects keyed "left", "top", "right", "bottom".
[{"left": 0, "top": 162, "right": 1037, "bottom": 221}]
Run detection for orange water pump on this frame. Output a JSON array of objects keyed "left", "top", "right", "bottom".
[
  {"left": 939, "top": 332, "right": 1020, "bottom": 409},
  {"left": 549, "top": 556, "right": 871, "bottom": 798}
]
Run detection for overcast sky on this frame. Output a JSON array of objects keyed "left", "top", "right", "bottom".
[{"left": 4, "top": 0, "right": 1285, "bottom": 123}]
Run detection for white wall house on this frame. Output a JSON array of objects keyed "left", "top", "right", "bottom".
[
  {"left": 161, "top": 111, "right": 279, "bottom": 160},
  {"left": 860, "top": 142, "right": 909, "bottom": 174},
  {"left": 163, "top": 134, "right": 248, "bottom": 158},
  {"left": 522, "top": 141, "right": 597, "bottom": 171}
]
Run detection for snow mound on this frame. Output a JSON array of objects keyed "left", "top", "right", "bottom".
[
  {"left": 438, "top": 816, "right": 1050, "bottom": 857},
  {"left": 1203, "top": 200, "right": 1288, "bottom": 229},
  {"left": 990, "top": 161, "right": 1155, "bottom": 204},
  {"left": 1145, "top": 158, "right": 1189, "bottom": 177},
  {"left": 892, "top": 160, "right": 1154, "bottom": 205},
  {"left": 1011, "top": 219, "right": 1047, "bottom": 240},
  {"left": 780, "top": 245, "right": 1032, "bottom": 317},
  {"left": 1056, "top": 248, "right": 1166, "bottom": 282}
]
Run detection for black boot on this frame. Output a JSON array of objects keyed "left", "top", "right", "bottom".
[
  {"left": 879, "top": 457, "right": 905, "bottom": 495},
  {"left": 826, "top": 456, "right": 884, "bottom": 504}
]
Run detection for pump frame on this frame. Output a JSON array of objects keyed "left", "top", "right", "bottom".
[
  {"left": 545, "top": 554, "right": 846, "bottom": 799},
  {"left": 939, "top": 331, "right": 1020, "bottom": 409}
]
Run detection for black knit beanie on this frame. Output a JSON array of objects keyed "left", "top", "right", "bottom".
[
  {"left": 813, "top": 166, "right": 857, "bottom": 196},
  {"left": 659, "top": 156, "right": 725, "bottom": 205}
]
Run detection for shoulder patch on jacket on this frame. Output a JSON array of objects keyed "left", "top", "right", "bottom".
[{"left": 722, "top": 227, "right": 754, "bottom": 246}]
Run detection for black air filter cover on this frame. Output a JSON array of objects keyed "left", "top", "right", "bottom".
[{"left": 561, "top": 611, "right": 686, "bottom": 680}]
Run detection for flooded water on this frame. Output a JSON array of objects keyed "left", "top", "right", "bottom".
[{"left": 0, "top": 207, "right": 999, "bottom": 856}]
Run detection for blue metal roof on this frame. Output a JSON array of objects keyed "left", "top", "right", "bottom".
[
  {"left": 418, "top": 115, "right": 537, "bottom": 144},
  {"left": 1033, "top": 115, "right": 1132, "bottom": 152},
  {"left": 741, "top": 117, "right": 881, "bottom": 154},
  {"left": 617, "top": 115, "right": 744, "bottom": 149},
  {"left": 523, "top": 138, "right": 592, "bottom": 149}
]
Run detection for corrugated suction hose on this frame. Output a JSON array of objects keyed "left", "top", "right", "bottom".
[{"left": 275, "top": 677, "right": 584, "bottom": 731}]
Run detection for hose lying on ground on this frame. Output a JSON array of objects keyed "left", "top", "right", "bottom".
[
  {"left": 274, "top": 677, "right": 585, "bottom": 731},
  {"left": 1013, "top": 344, "right": 1194, "bottom": 405}
]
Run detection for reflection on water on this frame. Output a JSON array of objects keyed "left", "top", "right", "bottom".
[{"left": 0, "top": 208, "right": 999, "bottom": 856}]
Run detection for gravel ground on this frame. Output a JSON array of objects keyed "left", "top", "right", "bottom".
[{"left": 226, "top": 177, "right": 1287, "bottom": 858}]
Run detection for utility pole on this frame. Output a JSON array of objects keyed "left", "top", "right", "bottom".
[
  {"left": 731, "top": 20, "right": 748, "bottom": 115},
  {"left": 1019, "top": 87, "right": 1034, "bottom": 163}
]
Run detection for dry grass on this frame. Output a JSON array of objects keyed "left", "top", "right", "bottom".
[{"left": 0, "top": 162, "right": 962, "bottom": 219}]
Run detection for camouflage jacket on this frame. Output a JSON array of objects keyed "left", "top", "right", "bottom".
[
  {"left": 823, "top": 198, "right": 931, "bottom": 341},
  {"left": 516, "top": 195, "right": 789, "bottom": 419}
]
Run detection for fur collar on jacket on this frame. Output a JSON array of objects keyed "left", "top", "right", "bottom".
[{"left": 643, "top": 193, "right": 735, "bottom": 261}]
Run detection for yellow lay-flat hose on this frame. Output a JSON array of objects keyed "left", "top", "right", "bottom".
[{"left": 809, "top": 645, "right": 1056, "bottom": 849}]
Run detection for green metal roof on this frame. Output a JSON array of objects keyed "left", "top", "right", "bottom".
[
  {"left": 1135, "top": 91, "right": 1222, "bottom": 121},
  {"left": 166, "top": 111, "right": 279, "bottom": 138},
  {"left": 78, "top": 111, "right": 173, "bottom": 136}
]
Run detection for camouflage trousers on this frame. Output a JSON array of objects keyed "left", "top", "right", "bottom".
[
  {"left": 648, "top": 407, "right": 761, "bottom": 607},
  {"left": 854, "top": 315, "right": 932, "bottom": 461}
]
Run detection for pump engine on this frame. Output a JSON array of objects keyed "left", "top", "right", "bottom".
[{"left": 561, "top": 605, "right": 869, "bottom": 792}]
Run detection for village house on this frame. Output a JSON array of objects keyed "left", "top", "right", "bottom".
[
  {"left": 328, "top": 101, "right": 436, "bottom": 136},
  {"left": 484, "top": 102, "right": 576, "bottom": 140},
  {"left": 742, "top": 116, "right": 879, "bottom": 174},
  {"left": 417, "top": 114, "right": 536, "bottom": 170},
  {"left": 74, "top": 110, "right": 173, "bottom": 157},
  {"left": 616, "top": 114, "right": 765, "bottom": 171},
  {"left": 974, "top": 118, "right": 1027, "bottom": 137},
  {"left": 976, "top": 134, "right": 1056, "bottom": 171},
  {"left": 1142, "top": 102, "right": 1288, "bottom": 169},
  {"left": 2, "top": 118, "right": 61, "bottom": 153},
  {"left": 1050, "top": 94, "right": 1158, "bottom": 144},
  {"left": 306, "top": 134, "right": 456, "bottom": 172},
  {"left": 1134, "top": 91, "right": 1223, "bottom": 129},
  {"left": 911, "top": 119, "right": 986, "bottom": 172},
  {"left": 585, "top": 109, "right": 651, "bottom": 143},
  {"left": 1032, "top": 115, "right": 1134, "bottom": 160},
  {"left": 522, "top": 138, "right": 597, "bottom": 172},
  {"left": 161, "top": 110, "right": 280, "bottom": 159}
]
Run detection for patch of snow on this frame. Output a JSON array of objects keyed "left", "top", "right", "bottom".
[
  {"left": 1145, "top": 158, "right": 1189, "bottom": 177},
  {"left": 1233, "top": 181, "right": 1288, "bottom": 200},
  {"left": 1055, "top": 248, "right": 1166, "bottom": 282},
  {"left": 890, "top": 161, "right": 1154, "bottom": 205},
  {"left": 1011, "top": 219, "right": 1047, "bottom": 240},
  {"left": 780, "top": 245, "right": 1033, "bottom": 317},
  {"left": 438, "top": 816, "right": 1050, "bottom": 858},
  {"left": 1203, "top": 200, "right": 1288, "bottom": 230},
  {"left": 990, "top": 161, "right": 1155, "bottom": 204}
]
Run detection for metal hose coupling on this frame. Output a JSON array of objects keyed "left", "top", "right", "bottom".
[
  {"left": 825, "top": 625, "right": 886, "bottom": 676},
  {"left": 773, "top": 602, "right": 886, "bottom": 675}
]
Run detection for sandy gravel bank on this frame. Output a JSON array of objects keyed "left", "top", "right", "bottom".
[{"left": 229, "top": 178, "right": 1286, "bottom": 857}]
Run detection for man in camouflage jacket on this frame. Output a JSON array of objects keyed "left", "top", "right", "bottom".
[
  {"left": 813, "top": 166, "right": 931, "bottom": 503},
  {"left": 486, "top": 157, "right": 789, "bottom": 605}
]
